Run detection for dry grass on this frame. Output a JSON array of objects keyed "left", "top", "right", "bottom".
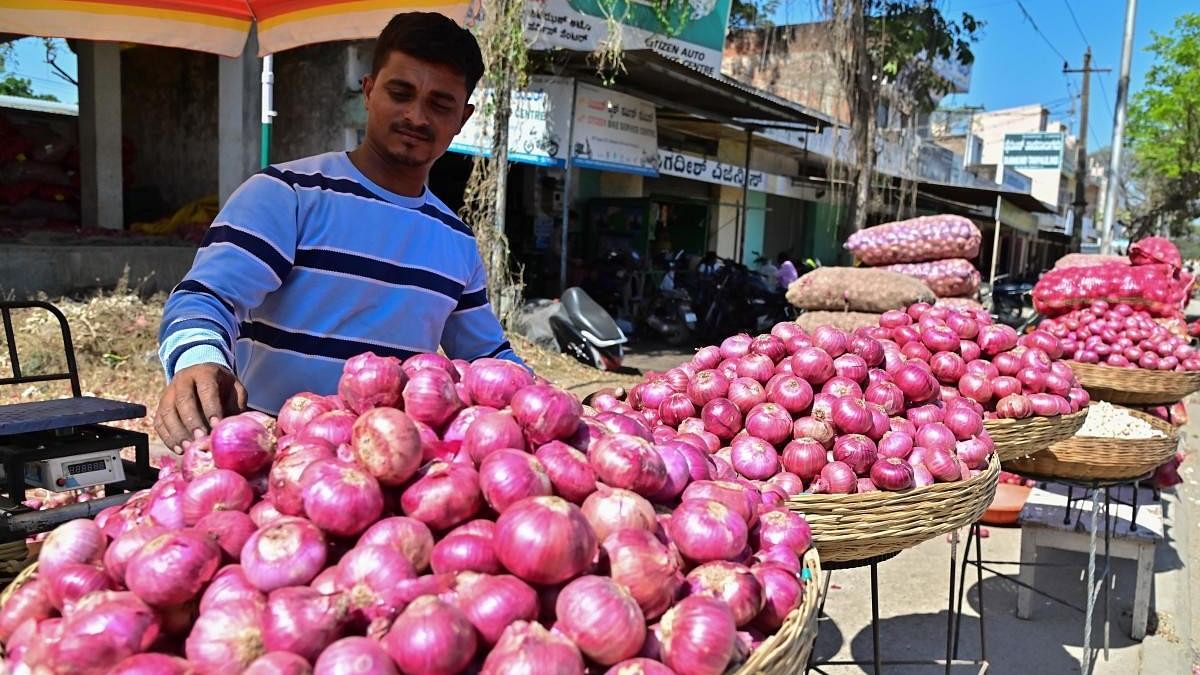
[{"left": 0, "top": 290, "right": 640, "bottom": 440}]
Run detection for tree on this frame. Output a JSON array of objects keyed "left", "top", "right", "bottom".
[
  {"left": 730, "top": 0, "right": 780, "bottom": 30},
  {"left": 0, "top": 75, "right": 59, "bottom": 101},
  {"left": 817, "top": 1, "right": 980, "bottom": 235},
  {"left": 1126, "top": 12, "right": 1200, "bottom": 238}
]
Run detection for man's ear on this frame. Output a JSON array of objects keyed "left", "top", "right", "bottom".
[
  {"left": 458, "top": 103, "right": 475, "bottom": 133},
  {"left": 361, "top": 74, "right": 375, "bottom": 107}
]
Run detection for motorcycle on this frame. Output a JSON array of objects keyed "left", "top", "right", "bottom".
[
  {"left": 691, "top": 258, "right": 796, "bottom": 340},
  {"left": 547, "top": 287, "right": 628, "bottom": 371},
  {"left": 982, "top": 274, "right": 1039, "bottom": 330},
  {"left": 641, "top": 251, "right": 698, "bottom": 346}
]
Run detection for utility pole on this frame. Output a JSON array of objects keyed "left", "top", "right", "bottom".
[
  {"left": 1100, "top": 0, "right": 1138, "bottom": 255},
  {"left": 1064, "top": 48, "right": 1111, "bottom": 251}
]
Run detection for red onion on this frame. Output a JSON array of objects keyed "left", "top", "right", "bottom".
[
  {"left": 200, "top": 565, "right": 264, "bottom": 614},
  {"left": 276, "top": 393, "right": 334, "bottom": 437},
  {"left": 401, "top": 461, "right": 482, "bottom": 531},
  {"left": 753, "top": 545, "right": 802, "bottom": 574},
  {"left": 720, "top": 333, "right": 754, "bottom": 360},
  {"left": 311, "top": 637, "right": 394, "bottom": 675},
  {"left": 240, "top": 516, "right": 327, "bottom": 592},
  {"left": 901, "top": 341, "right": 933, "bottom": 362},
  {"left": 943, "top": 406, "right": 983, "bottom": 440},
  {"left": 511, "top": 384, "right": 583, "bottom": 446},
  {"left": 581, "top": 486, "right": 657, "bottom": 543},
  {"left": 915, "top": 423, "right": 956, "bottom": 453},
  {"left": 764, "top": 375, "right": 813, "bottom": 416},
  {"left": 344, "top": 409, "right": 421, "bottom": 487},
  {"left": 912, "top": 462, "right": 935, "bottom": 487},
  {"left": 755, "top": 507, "right": 812, "bottom": 555},
  {"left": 995, "top": 394, "right": 1034, "bottom": 419},
  {"left": 731, "top": 403, "right": 785, "bottom": 448},
  {"left": 734, "top": 353, "right": 775, "bottom": 384},
  {"left": 751, "top": 334, "right": 788, "bottom": 363},
  {"left": 596, "top": 412, "right": 654, "bottom": 441},
  {"left": 819, "top": 461, "right": 857, "bottom": 493},
  {"left": 332, "top": 543, "right": 416, "bottom": 620},
  {"left": 929, "top": 352, "right": 966, "bottom": 385},
  {"left": 451, "top": 573, "right": 539, "bottom": 645},
  {"left": 825, "top": 396, "right": 869, "bottom": 436},
  {"left": 700, "top": 398, "right": 742, "bottom": 441},
  {"left": 682, "top": 479, "right": 757, "bottom": 526},
  {"left": 822, "top": 375, "right": 864, "bottom": 399},
  {"left": 658, "top": 392, "right": 697, "bottom": 427},
  {"left": 402, "top": 352, "right": 457, "bottom": 378},
  {"left": 264, "top": 444, "right": 335, "bottom": 517},
  {"left": 877, "top": 430, "right": 915, "bottom": 459},
  {"left": 667, "top": 498, "right": 748, "bottom": 563},
  {"left": 429, "top": 531, "right": 500, "bottom": 575},
  {"left": 894, "top": 364, "right": 938, "bottom": 404},
  {"left": 921, "top": 325, "right": 960, "bottom": 353},
  {"left": 870, "top": 457, "right": 915, "bottom": 490},
  {"left": 463, "top": 412, "right": 526, "bottom": 464},
  {"left": 110, "top": 653, "right": 196, "bottom": 674},
  {"left": 751, "top": 563, "right": 804, "bottom": 633},
  {"left": 54, "top": 592, "right": 161, "bottom": 673},
  {"left": 296, "top": 410, "right": 356, "bottom": 447},
  {"left": 602, "top": 658, "right": 675, "bottom": 675},
  {"left": 476, "top": 449, "right": 552, "bottom": 512},
  {"left": 262, "top": 586, "right": 346, "bottom": 661},
  {"left": 693, "top": 345, "right": 724, "bottom": 369},
  {"left": 534, "top": 440, "right": 598, "bottom": 503},
  {"left": 464, "top": 358, "right": 534, "bottom": 408},
  {"left": 830, "top": 434, "right": 875, "bottom": 474},
  {"left": 493, "top": 496, "right": 597, "bottom": 584},
  {"left": 1028, "top": 393, "right": 1064, "bottom": 417},
  {"left": 400, "top": 368, "right": 462, "bottom": 428},
  {"left": 725, "top": 377, "right": 766, "bottom": 414},
  {"left": 687, "top": 370, "right": 730, "bottom": 407},
  {"left": 780, "top": 438, "right": 826, "bottom": 480},
  {"left": 790, "top": 347, "right": 835, "bottom": 386},
  {"left": 864, "top": 381, "right": 904, "bottom": 416},
  {"left": 658, "top": 595, "right": 739, "bottom": 675},
  {"left": 482, "top": 620, "right": 585, "bottom": 675},
  {"left": 383, "top": 595, "right": 476, "bottom": 675},
  {"left": 730, "top": 436, "right": 781, "bottom": 480},
  {"left": 792, "top": 416, "right": 834, "bottom": 449},
  {"left": 298, "top": 459, "right": 383, "bottom": 537},
  {"left": 337, "top": 352, "right": 404, "bottom": 414},
  {"left": 143, "top": 475, "right": 188, "bottom": 530},
  {"left": 246, "top": 501, "right": 284, "bottom": 530},
  {"left": 925, "top": 448, "right": 962, "bottom": 482},
  {"left": 811, "top": 325, "right": 848, "bottom": 357},
  {"left": 211, "top": 413, "right": 277, "bottom": 477},
  {"left": 0, "top": 578, "right": 52, "bottom": 643},
  {"left": 125, "top": 529, "right": 220, "bottom": 606},
  {"left": 768, "top": 471, "right": 805, "bottom": 495},
  {"left": 978, "top": 324, "right": 1019, "bottom": 356},
  {"left": 833, "top": 353, "right": 869, "bottom": 384},
  {"left": 45, "top": 562, "right": 112, "bottom": 611},
  {"left": 956, "top": 434, "right": 993, "bottom": 469},
  {"left": 178, "top": 469, "right": 252, "bottom": 527},
  {"left": 555, "top": 575, "right": 647, "bottom": 665},
  {"left": 194, "top": 510, "right": 256, "bottom": 561},
  {"left": 589, "top": 433, "right": 669, "bottom": 497},
  {"left": 640, "top": 380, "right": 675, "bottom": 410},
  {"left": 601, "top": 528, "right": 684, "bottom": 621}
]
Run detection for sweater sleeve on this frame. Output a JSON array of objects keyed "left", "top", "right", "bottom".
[
  {"left": 440, "top": 251, "right": 526, "bottom": 369},
  {"left": 158, "top": 171, "right": 299, "bottom": 379}
]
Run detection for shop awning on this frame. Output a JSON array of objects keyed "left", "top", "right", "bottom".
[
  {"left": 1, "top": 0, "right": 469, "bottom": 57},
  {"left": 912, "top": 178, "right": 1056, "bottom": 215},
  {"left": 534, "top": 49, "right": 836, "bottom": 129}
]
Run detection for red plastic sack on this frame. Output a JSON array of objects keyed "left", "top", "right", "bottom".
[
  {"left": 1129, "top": 236, "right": 1183, "bottom": 270},
  {"left": 845, "top": 214, "right": 981, "bottom": 265},
  {"left": 1032, "top": 263, "right": 1194, "bottom": 317},
  {"left": 884, "top": 259, "right": 981, "bottom": 298}
]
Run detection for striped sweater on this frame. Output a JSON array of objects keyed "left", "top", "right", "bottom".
[{"left": 158, "top": 151, "right": 523, "bottom": 414}]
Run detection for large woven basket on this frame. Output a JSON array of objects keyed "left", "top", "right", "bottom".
[
  {"left": 735, "top": 547, "right": 823, "bottom": 674},
  {"left": 786, "top": 454, "right": 999, "bottom": 564},
  {"left": 1003, "top": 405, "right": 1179, "bottom": 482},
  {"left": 984, "top": 408, "right": 1089, "bottom": 462},
  {"left": 1069, "top": 361, "right": 1200, "bottom": 406}
]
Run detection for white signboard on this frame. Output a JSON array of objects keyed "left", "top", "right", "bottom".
[
  {"left": 523, "top": 0, "right": 733, "bottom": 76},
  {"left": 572, "top": 83, "right": 659, "bottom": 176},
  {"left": 656, "top": 149, "right": 816, "bottom": 200},
  {"left": 449, "top": 76, "right": 573, "bottom": 166}
]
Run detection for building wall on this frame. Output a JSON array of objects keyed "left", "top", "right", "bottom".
[
  {"left": 121, "top": 46, "right": 219, "bottom": 213},
  {"left": 723, "top": 24, "right": 848, "bottom": 123},
  {"left": 272, "top": 43, "right": 359, "bottom": 162}
]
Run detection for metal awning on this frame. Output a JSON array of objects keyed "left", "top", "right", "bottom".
[
  {"left": 912, "top": 178, "right": 1056, "bottom": 214},
  {"left": 532, "top": 49, "right": 836, "bottom": 129}
]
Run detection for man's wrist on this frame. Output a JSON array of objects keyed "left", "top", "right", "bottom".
[{"left": 172, "top": 344, "right": 233, "bottom": 379}]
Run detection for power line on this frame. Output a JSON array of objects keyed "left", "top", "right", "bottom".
[
  {"left": 1014, "top": 0, "right": 1071, "bottom": 65},
  {"left": 1096, "top": 72, "right": 1115, "bottom": 116},
  {"left": 1062, "top": 0, "right": 1090, "bottom": 46}
]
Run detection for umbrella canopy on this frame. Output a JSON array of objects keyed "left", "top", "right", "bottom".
[{"left": 2, "top": 0, "right": 470, "bottom": 57}]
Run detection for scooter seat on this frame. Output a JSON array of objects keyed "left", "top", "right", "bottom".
[{"left": 561, "top": 288, "right": 626, "bottom": 346}]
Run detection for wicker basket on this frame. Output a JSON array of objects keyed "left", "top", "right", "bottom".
[
  {"left": 1003, "top": 405, "right": 1179, "bottom": 482},
  {"left": 984, "top": 408, "right": 1089, "bottom": 462},
  {"left": 1069, "top": 361, "right": 1200, "bottom": 406},
  {"left": 735, "top": 548, "right": 823, "bottom": 674},
  {"left": 785, "top": 454, "right": 999, "bottom": 564}
]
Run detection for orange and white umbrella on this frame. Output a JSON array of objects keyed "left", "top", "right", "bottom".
[{"left": 1, "top": 0, "right": 471, "bottom": 57}]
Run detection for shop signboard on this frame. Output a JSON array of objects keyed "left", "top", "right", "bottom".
[
  {"left": 523, "top": 0, "right": 734, "bottom": 75},
  {"left": 656, "top": 148, "right": 817, "bottom": 200},
  {"left": 1002, "top": 132, "right": 1065, "bottom": 170},
  {"left": 572, "top": 83, "right": 659, "bottom": 176},
  {"left": 449, "top": 75, "right": 573, "bottom": 166}
]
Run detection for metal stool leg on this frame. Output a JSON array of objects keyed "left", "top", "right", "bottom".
[
  {"left": 871, "top": 562, "right": 882, "bottom": 674},
  {"left": 945, "top": 530, "right": 959, "bottom": 675},
  {"left": 975, "top": 522, "right": 987, "bottom": 663}
]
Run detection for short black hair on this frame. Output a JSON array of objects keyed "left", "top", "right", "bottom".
[{"left": 372, "top": 12, "right": 485, "bottom": 96}]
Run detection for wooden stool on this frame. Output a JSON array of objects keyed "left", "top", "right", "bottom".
[{"left": 1016, "top": 486, "right": 1161, "bottom": 640}]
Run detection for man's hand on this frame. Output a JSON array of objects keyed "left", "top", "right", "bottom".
[{"left": 154, "top": 363, "right": 247, "bottom": 453}]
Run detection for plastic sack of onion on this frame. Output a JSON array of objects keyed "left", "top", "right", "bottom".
[{"left": 0, "top": 353, "right": 817, "bottom": 675}]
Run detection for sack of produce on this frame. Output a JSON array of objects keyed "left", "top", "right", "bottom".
[
  {"left": 795, "top": 310, "right": 881, "bottom": 332},
  {"left": 936, "top": 297, "right": 984, "bottom": 311},
  {"left": 1129, "top": 236, "right": 1183, "bottom": 271},
  {"left": 785, "top": 267, "right": 935, "bottom": 313},
  {"left": 1054, "top": 253, "right": 1130, "bottom": 269},
  {"left": 844, "top": 214, "right": 981, "bottom": 265},
  {"left": 883, "top": 259, "right": 981, "bottom": 298},
  {"left": 1032, "top": 263, "right": 1194, "bottom": 317}
]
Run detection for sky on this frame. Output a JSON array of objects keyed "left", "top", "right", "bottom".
[
  {"left": 2, "top": 0, "right": 1188, "bottom": 149},
  {"left": 771, "top": 0, "right": 1186, "bottom": 150}
]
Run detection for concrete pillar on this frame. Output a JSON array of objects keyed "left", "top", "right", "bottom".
[
  {"left": 77, "top": 42, "right": 123, "bottom": 230},
  {"left": 218, "top": 28, "right": 261, "bottom": 204}
]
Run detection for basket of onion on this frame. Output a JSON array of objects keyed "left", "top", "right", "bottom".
[
  {"left": 1039, "top": 301, "right": 1200, "bottom": 405},
  {"left": 1002, "top": 402, "right": 1180, "bottom": 482},
  {"left": 0, "top": 352, "right": 825, "bottom": 675}
]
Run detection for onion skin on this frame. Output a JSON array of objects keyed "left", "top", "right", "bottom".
[
  {"left": 211, "top": 413, "right": 276, "bottom": 477},
  {"left": 479, "top": 448, "right": 554, "bottom": 512},
  {"left": 349, "top": 407, "right": 422, "bottom": 486},
  {"left": 582, "top": 487, "right": 658, "bottom": 543},
  {"left": 400, "top": 461, "right": 483, "bottom": 532},
  {"left": 383, "top": 596, "right": 477, "bottom": 675},
  {"left": 0, "top": 577, "right": 53, "bottom": 642},
  {"left": 335, "top": 544, "right": 417, "bottom": 620},
  {"left": 126, "top": 529, "right": 221, "bottom": 607},
  {"left": 299, "top": 459, "right": 384, "bottom": 537},
  {"left": 589, "top": 433, "right": 670, "bottom": 497},
  {"left": 464, "top": 358, "right": 535, "bottom": 409},
  {"left": 511, "top": 384, "right": 584, "bottom": 446},
  {"left": 314, "top": 637, "right": 395, "bottom": 675},
  {"left": 602, "top": 529, "right": 685, "bottom": 620},
  {"left": 555, "top": 575, "right": 646, "bottom": 665},
  {"left": 110, "top": 653, "right": 196, "bottom": 674},
  {"left": 278, "top": 392, "right": 336, "bottom": 437},
  {"left": 52, "top": 592, "right": 162, "bottom": 674},
  {"left": 40, "top": 518, "right": 106, "bottom": 577},
  {"left": 337, "top": 352, "right": 405, "bottom": 414},
  {"left": 535, "top": 441, "right": 598, "bottom": 503},
  {"left": 752, "top": 564, "right": 805, "bottom": 633},
  {"left": 182, "top": 469, "right": 254, "bottom": 526},
  {"left": 431, "top": 533, "right": 502, "bottom": 575},
  {"left": 194, "top": 510, "right": 257, "bottom": 561},
  {"left": 200, "top": 565, "right": 265, "bottom": 613},
  {"left": 464, "top": 412, "right": 527, "bottom": 464},
  {"left": 781, "top": 438, "right": 828, "bottom": 481},
  {"left": 453, "top": 573, "right": 539, "bottom": 645},
  {"left": 358, "top": 516, "right": 434, "bottom": 572},
  {"left": 262, "top": 587, "right": 347, "bottom": 662},
  {"left": 494, "top": 496, "right": 598, "bottom": 585},
  {"left": 481, "top": 620, "right": 585, "bottom": 675},
  {"left": 701, "top": 398, "right": 743, "bottom": 441},
  {"left": 186, "top": 597, "right": 267, "bottom": 673},
  {"left": 667, "top": 499, "right": 748, "bottom": 564},
  {"left": 754, "top": 508, "right": 812, "bottom": 556},
  {"left": 658, "top": 595, "right": 739, "bottom": 675},
  {"left": 240, "top": 516, "right": 328, "bottom": 592}
]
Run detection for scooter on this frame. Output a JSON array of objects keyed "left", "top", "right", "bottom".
[
  {"left": 641, "top": 252, "right": 698, "bottom": 346},
  {"left": 548, "top": 287, "right": 629, "bottom": 371}
]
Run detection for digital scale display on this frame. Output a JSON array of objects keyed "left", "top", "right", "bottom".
[{"left": 68, "top": 460, "right": 107, "bottom": 475}]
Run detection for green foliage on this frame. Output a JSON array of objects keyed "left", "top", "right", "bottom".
[
  {"left": 867, "top": 1, "right": 979, "bottom": 111},
  {"left": 1126, "top": 12, "right": 1200, "bottom": 233},
  {"left": 730, "top": 0, "right": 780, "bottom": 29},
  {"left": 0, "top": 75, "right": 59, "bottom": 101}
]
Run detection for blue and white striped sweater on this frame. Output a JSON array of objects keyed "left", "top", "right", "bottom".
[{"left": 159, "top": 152, "right": 523, "bottom": 415}]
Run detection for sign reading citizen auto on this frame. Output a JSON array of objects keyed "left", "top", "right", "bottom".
[{"left": 1002, "top": 132, "right": 1065, "bottom": 170}]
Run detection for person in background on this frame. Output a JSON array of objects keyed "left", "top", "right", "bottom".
[
  {"left": 698, "top": 251, "right": 723, "bottom": 277},
  {"left": 776, "top": 251, "right": 799, "bottom": 289},
  {"left": 154, "top": 13, "right": 524, "bottom": 451}
]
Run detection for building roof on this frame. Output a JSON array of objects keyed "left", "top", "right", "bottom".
[
  {"left": 912, "top": 177, "right": 1056, "bottom": 214},
  {"left": 0, "top": 94, "right": 78, "bottom": 117}
]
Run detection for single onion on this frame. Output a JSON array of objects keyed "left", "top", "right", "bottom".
[
  {"left": 743, "top": 402, "right": 792, "bottom": 446},
  {"left": 752, "top": 563, "right": 805, "bottom": 633},
  {"left": 535, "top": 440, "right": 598, "bottom": 503},
  {"left": 793, "top": 416, "right": 835, "bottom": 449},
  {"left": 481, "top": 620, "right": 585, "bottom": 675},
  {"left": 589, "top": 433, "right": 669, "bottom": 497},
  {"left": 200, "top": 565, "right": 264, "bottom": 614},
  {"left": 402, "top": 367, "right": 463, "bottom": 428},
  {"left": 832, "top": 434, "right": 877, "bottom": 474},
  {"left": 511, "top": 384, "right": 583, "bottom": 445},
  {"left": 658, "top": 596, "right": 739, "bottom": 675},
  {"left": 452, "top": 573, "right": 539, "bottom": 645},
  {"left": 894, "top": 364, "right": 939, "bottom": 404},
  {"left": 956, "top": 435, "right": 993, "bottom": 469},
  {"left": 688, "top": 370, "right": 730, "bottom": 407},
  {"left": 337, "top": 352, "right": 404, "bottom": 413},
  {"left": 262, "top": 586, "right": 347, "bottom": 661},
  {"left": 595, "top": 412, "right": 653, "bottom": 441},
  {"left": 916, "top": 423, "right": 956, "bottom": 453},
  {"left": 383, "top": 596, "right": 477, "bottom": 675},
  {"left": 240, "top": 516, "right": 327, "bottom": 592},
  {"left": 478, "top": 449, "right": 553, "bottom": 512},
  {"left": 313, "top": 637, "right": 395, "bottom": 675},
  {"left": 730, "top": 436, "right": 781, "bottom": 480},
  {"left": 296, "top": 410, "right": 357, "bottom": 447},
  {"left": 768, "top": 471, "right": 805, "bottom": 495},
  {"left": 754, "top": 507, "right": 812, "bottom": 555},
  {"left": 728, "top": 377, "right": 768, "bottom": 414},
  {"left": 765, "top": 375, "right": 814, "bottom": 416},
  {"left": 431, "top": 532, "right": 502, "bottom": 575},
  {"left": 51, "top": 592, "right": 160, "bottom": 673},
  {"left": 298, "top": 459, "right": 383, "bottom": 537},
  {"left": 45, "top": 562, "right": 112, "bottom": 611},
  {"left": 464, "top": 412, "right": 527, "bottom": 464},
  {"left": 701, "top": 398, "right": 743, "bottom": 441},
  {"left": 995, "top": 394, "right": 1034, "bottom": 419},
  {"left": 401, "top": 461, "right": 483, "bottom": 531},
  {"left": 944, "top": 407, "right": 984, "bottom": 441},
  {"left": 681, "top": 480, "right": 757, "bottom": 526},
  {"left": 0, "top": 577, "right": 53, "bottom": 643},
  {"left": 334, "top": 543, "right": 417, "bottom": 621},
  {"left": 877, "top": 430, "right": 914, "bottom": 460},
  {"left": 736, "top": 353, "right": 776, "bottom": 384},
  {"left": 348, "top": 407, "right": 422, "bottom": 486},
  {"left": 582, "top": 486, "right": 657, "bottom": 543},
  {"left": 494, "top": 496, "right": 597, "bottom": 585},
  {"left": 870, "top": 457, "right": 915, "bottom": 490},
  {"left": 464, "top": 358, "right": 534, "bottom": 408},
  {"left": 925, "top": 448, "right": 962, "bottom": 482},
  {"left": 820, "top": 461, "right": 857, "bottom": 494},
  {"left": 278, "top": 392, "right": 337, "bottom": 437},
  {"left": 667, "top": 499, "right": 748, "bottom": 564},
  {"left": 601, "top": 529, "right": 684, "bottom": 620},
  {"left": 753, "top": 545, "right": 801, "bottom": 574},
  {"left": 865, "top": 381, "right": 905, "bottom": 416},
  {"left": 179, "top": 469, "right": 253, "bottom": 526},
  {"left": 211, "top": 413, "right": 276, "bottom": 477},
  {"left": 186, "top": 597, "right": 266, "bottom": 671},
  {"left": 555, "top": 575, "right": 647, "bottom": 665},
  {"left": 125, "top": 529, "right": 220, "bottom": 607},
  {"left": 659, "top": 392, "right": 698, "bottom": 427},
  {"left": 194, "top": 510, "right": 256, "bottom": 561}
]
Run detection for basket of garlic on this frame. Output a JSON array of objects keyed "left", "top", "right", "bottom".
[{"left": 1002, "top": 402, "right": 1179, "bottom": 481}]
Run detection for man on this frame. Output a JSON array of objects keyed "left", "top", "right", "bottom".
[
  {"left": 776, "top": 251, "right": 799, "bottom": 289},
  {"left": 155, "top": 13, "right": 523, "bottom": 451}
]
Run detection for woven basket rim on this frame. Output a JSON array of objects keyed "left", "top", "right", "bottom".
[
  {"left": 787, "top": 452, "right": 999, "bottom": 508},
  {"left": 735, "top": 547, "right": 823, "bottom": 674},
  {"left": 1069, "top": 360, "right": 1200, "bottom": 404},
  {"left": 984, "top": 408, "right": 1090, "bottom": 461},
  {"left": 983, "top": 406, "right": 1089, "bottom": 433}
]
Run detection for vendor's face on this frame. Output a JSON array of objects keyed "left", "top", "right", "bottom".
[{"left": 362, "top": 51, "right": 474, "bottom": 170}]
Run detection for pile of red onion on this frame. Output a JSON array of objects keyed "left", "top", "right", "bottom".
[
  {"left": 1039, "top": 301, "right": 1200, "bottom": 372},
  {"left": 1, "top": 352, "right": 813, "bottom": 675}
]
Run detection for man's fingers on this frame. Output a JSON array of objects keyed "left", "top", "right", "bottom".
[
  {"left": 221, "top": 377, "right": 248, "bottom": 416},
  {"left": 158, "top": 404, "right": 190, "bottom": 451},
  {"left": 194, "top": 377, "right": 225, "bottom": 428},
  {"left": 174, "top": 383, "right": 210, "bottom": 437}
]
